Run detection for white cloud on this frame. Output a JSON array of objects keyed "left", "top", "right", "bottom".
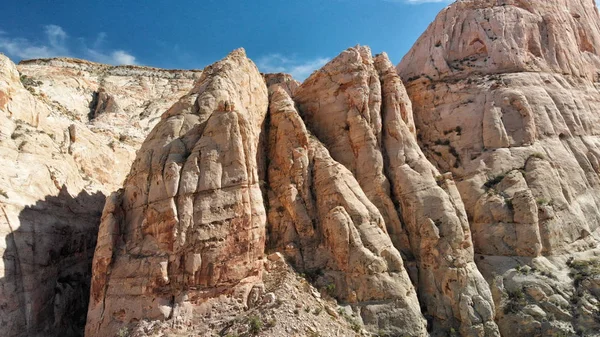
[
  {"left": 257, "top": 54, "right": 330, "bottom": 81},
  {"left": 85, "top": 48, "right": 136, "bottom": 66},
  {"left": 0, "top": 25, "right": 137, "bottom": 65},
  {"left": 111, "top": 50, "right": 136, "bottom": 65}
]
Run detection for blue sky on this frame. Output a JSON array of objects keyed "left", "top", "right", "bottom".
[{"left": 1, "top": 0, "right": 451, "bottom": 80}]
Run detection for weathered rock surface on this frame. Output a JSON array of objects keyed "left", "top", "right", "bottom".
[
  {"left": 399, "top": 0, "right": 600, "bottom": 257},
  {"left": 266, "top": 85, "right": 427, "bottom": 336},
  {"left": 295, "top": 46, "right": 499, "bottom": 336},
  {"left": 399, "top": 0, "right": 600, "bottom": 335},
  {"left": 0, "top": 54, "right": 199, "bottom": 337},
  {"left": 0, "top": 55, "right": 108, "bottom": 337},
  {"left": 264, "top": 73, "right": 301, "bottom": 97},
  {"left": 85, "top": 49, "right": 269, "bottom": 337},
  {"left": 5, "top": 0, "right": 600, "bottom": 336},
  {"left": 18, "top": 58, "right": 202, "bottom": 147}
]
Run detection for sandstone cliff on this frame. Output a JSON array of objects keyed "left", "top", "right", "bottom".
[
  {"left": 0, "top": 54, "right": 199, "bottom": 337},
  {"left": 293, "top": 46, "right": 499, "bottom": 336},
  {"left": 267, "top": 84, "right": 427, "bottom": 336},
  {"left": 399, "top": 0, "right": 600, "bottom": 335},
  {"left": 86, "top": 48, "right": 270, "bottom": 337},
  {"left": 3, "top": 0, "right": 600, "bottom": 336}
]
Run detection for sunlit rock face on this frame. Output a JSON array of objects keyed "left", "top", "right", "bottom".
[
  {"left": 0, "top": 54, "right": 199, "bottom": 337},
  {"left": 266, "top": 82, "right": 427, "bottom": 337},
  {"left": 6, "top": 1, "right": 600, "bottom": 336},
  {"left": 399, "top": 0, "right": 600, "bottom": 335},
  {"left": 291, "top": 45, "right": 499, "bottom": 336},
  {"left": 85, "top": 49, "right": 269, "bottom": 337}
]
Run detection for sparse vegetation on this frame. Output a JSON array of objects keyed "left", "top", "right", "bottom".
[
  {"left": 248, "top": 315, "right": 263, "bottom": 335},
  {"left": 338, "top": 308, "right": 362, "bottom": 333},
  {"left": 539, "top": 270, "right": 557, "bottom": 280},
  {"left": 19, "top": 74, "right": 43, "bottom": 88},
  {"left": 484, "top": 174, "right": 505, "bottom": 190},
  {"left": 536, "top": 198, "right": 553, "bottom": 206},
  {"left": 324, "top": 283, "right": 336, "bottom": 296},
  {"left": 116, "top": 327, "right": 129, "bottom": 337},
  {"left": 568, "top": 258, "right": 600, "bottom": 287},
  {"left": 504, "top": 288, "right": 527, "bottom": 314}
]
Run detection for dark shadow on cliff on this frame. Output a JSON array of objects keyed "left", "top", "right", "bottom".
[{"left": 1, "top": 185, "right": 105, "bottom": 337}]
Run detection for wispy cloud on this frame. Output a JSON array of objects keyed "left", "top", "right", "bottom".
[
  {"left": 0, "top": 25, "right": 137, "bottom": 65},
  {"left": 257, "top": 54, "right": 330, "bottom": 81}
]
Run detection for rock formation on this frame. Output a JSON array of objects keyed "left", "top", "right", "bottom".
[
  {"left": 0, "top": 54, "right": 199, "bottom": 337},
  {"left": 17, "top": 58, "right": 202, "bottom": 149},
  {"left": 399, "top": 0, "right": 600, "bottom": 335},
  {"left": 85, "top": 48, "right": 269, "bottom": 337},
  {"left": 295, "top": 46, "right": 499, "bottom": 336},
  {"left": 267, "top": 85, "right": 427, "bottom": 336},
  {"left": 3, "top": 0, "right": 600, "bottom": 336}
]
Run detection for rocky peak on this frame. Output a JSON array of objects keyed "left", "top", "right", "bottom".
[
  {"left": 86, "top": 48, "right": 269, "bottom": 337},
  {"left": 400, "top": 0, "right": 600, "bottom": 82},
  {"left": 399, "top": 0, "right": 600, "bottom": 335}
]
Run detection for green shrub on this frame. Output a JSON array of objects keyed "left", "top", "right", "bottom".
[
  {"left": 504, "top": 289, "right": 527, "bottom": 314},
  {"left": 248, "top": 315, "right": 262, "bottom": 335}
]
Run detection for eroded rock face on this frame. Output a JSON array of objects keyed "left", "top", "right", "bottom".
[
  {"left": 399, "top": 0, "right": 600, "bottom": 335},
  {"left": 264, "top": 73, "right": 301, "bottom": 97},
  {"left": 85, "top": 49, "right": 269, "bottom": 337},
  {"left": 399, "top": 0, "right": 600, "bottom": 257},
  {"left": 295, "top": 46, "right": 499, "bottom": 336},
  {"left": 17, "top": 58, "right": 202, "bottom": 147},
  {"left": 266, "top": 86, "right": 427, "bottom": 336},
  {"left": 0, "top": 54, "right": 110, "bottom": 337},
  {"left": 0, "top": 54, "right": 200, "bottom": 337}
]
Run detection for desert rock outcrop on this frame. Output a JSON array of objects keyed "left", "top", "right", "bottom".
[
  {"left": 267, "top": 85, "right": 427, "bottom": 336},
  {"left": 5, "top": 0, "right": 600, "bottom": 335},
  {"left": 85, "top": 49, "right": 269, "bottom": 337},
  {"left": 295, "top": 46, "right": 499, "bottom": 336},
  {"left": 17, "top": 58, "right": 202, "bottom": 149},
  {"left": 0, "top": 54, "right": 199, "bottom": 337},
  {"left": 399, "top": 0, "right": 600, "bottom": 335}
]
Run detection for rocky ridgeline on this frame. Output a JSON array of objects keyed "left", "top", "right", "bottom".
[{"left": 1, "top": 0, "right": 600, "bottom": 336}]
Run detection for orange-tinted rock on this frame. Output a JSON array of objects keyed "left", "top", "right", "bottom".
[{"left": 85, "top": 49, "right": 269, "bottom": 337}]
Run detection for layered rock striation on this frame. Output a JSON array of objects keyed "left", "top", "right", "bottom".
[
  {"left": 267, "top": 85, "right": 427, "bottom": 336},
  {"left": 399, "top": 0, "right": 600, "bottom": 335},
  {"left": 399, "top": 0, "right": 600, "bottom": 257},
  {"left": 86, "top": 49, "right": 269, "bottom": 336},
  {"left": 5, "top": 0, "right": 600, "bottom": 336},
  {"left": 0, "top": 54, "right": 200, "bottom": 337},
  {"left": 294, "top": 46, "right": 499, "bottom": 336}
]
